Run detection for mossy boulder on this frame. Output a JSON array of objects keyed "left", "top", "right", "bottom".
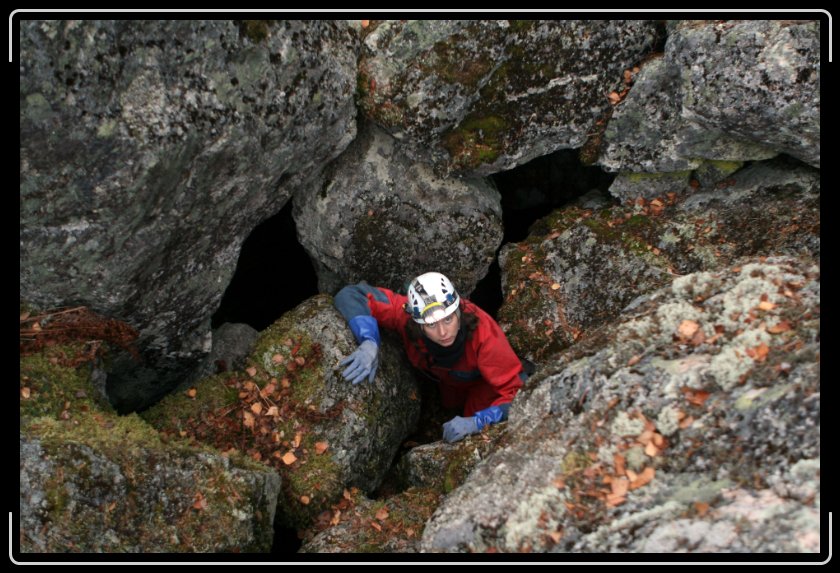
[
  {"left": 299, "top": 487, "right": 443, "bottom": 553},
  {"left": 498, "top": 157, "right": 819, "bottom": 361},
  {"left": 19, "top": 344, "right": 280, "bottom": 553},
  {"left": 143, "top": 295, "right": 421, "bottom": 531},
  {"left": 359, "top": 20, "right": 659, "bottom": 176},
  {"left": 293, "top": 121, "right": 503, "bottom": 295},
  {"left": 422, "top": 256, "right": 820, "bottom": 553}
]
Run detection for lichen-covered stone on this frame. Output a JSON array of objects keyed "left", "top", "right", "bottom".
[
  {"left": 143, "top": 295, "right": 421, "bottom": 530},
  {"left": 599, "top": 20, "right": 820, "bottom": 176},
  {"left": 359, "top": 20, "right": 659, "bottom": 176},
  {"left": 422, "top": 256, "right": 819, "bottom": 553},
  {"left": 498, "top": 157, "right": 819, "bottom": 360},
  {"left": 422, "top": 257, "right": 820, "bottom": 552},
  {"left": 20, "top": 20, "right": 359, "bottom": 412},
  {"left": 19, "top": 345, "right": 279, "bottom": 553},
  {"left": 294, "top": 122, "right": 503, "bottom": 295}
]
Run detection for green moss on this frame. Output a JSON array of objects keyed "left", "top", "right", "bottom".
[
  {"left": 562, "top": 451, "right": 592, "bottom": 475},
  {"left": 442, "top": 114, "right": 508, "bottom": 169},
  {"left": 20, "top": 344, "right": 113, "bottom": 420},
  {"left": 239, "top": 20, "right": 274, "bottom": 43}
]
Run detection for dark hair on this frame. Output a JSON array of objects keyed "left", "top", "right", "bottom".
[{"left": 404, "top": 308, "right": 478, "bottom": 344}]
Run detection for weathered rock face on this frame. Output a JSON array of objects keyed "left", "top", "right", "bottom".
[
  {"left": 359, "top": 20, "right": 660, "bottom": 176},
  {"left": 294, "top": 122, "right": 503, "bottom": 295},
  {"left": 422, "top": 256, "right": 820, "bottom": 553},
  {"left": 143, "top": 296, "right": 421, "bottom": 531},
  {"left": 599, "top": 20, "right": 820, "bottom": 201},
  {"left": 498, "top": 158, "right": 819, "bottom": 360},
  {"left": 20, "top": 20, "right": 359, "bottom": 412},
  {"left": 20, "top": 344, "right": 280, "bottom": 553}
]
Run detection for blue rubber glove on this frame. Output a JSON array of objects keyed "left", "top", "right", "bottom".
[
  {"left": 340, "top": 340, "right": 379, "bottom": 385},
  {"left": 442, "top": 416, "right": 479, "bottom": 443}
]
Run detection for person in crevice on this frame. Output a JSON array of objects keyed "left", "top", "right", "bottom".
[{"left": 334, "top": 272, "right": 529, "bottom": 443}]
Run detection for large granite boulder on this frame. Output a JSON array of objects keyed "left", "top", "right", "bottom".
[
  {"left": 20, "top": 20, "right": 359, "bottom": 412},
  {"left": 294, "top": 122, "right": 503, "bottom": 295},
  {"left": 359, "top": 20, "right": 659, "bottom": 176}
]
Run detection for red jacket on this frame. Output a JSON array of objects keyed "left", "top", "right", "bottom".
[{"left": 364, "top": 287, "right": 523, "bottom": 416}]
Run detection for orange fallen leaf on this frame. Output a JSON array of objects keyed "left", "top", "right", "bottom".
[
  {"left": 293, "top": 433, "right": 302, "bottom": 449},
  {"left": 343, "top": 489, "right": 354, "bottom": 501},
  {"left": 608, "top": 91, "right": 621, "bottom": 104},
  {"left": 627, "top": 355, "right": 642, "bottom": 366},
  {"left": 300, "top": 495, "right": 310, "bottom": 505},
  {"left": 547, "top": 530, "right": 563, "bottom": 544},
  {"left": 315, "top": 441, "right": 329, "bottom": 455},
  {"left": 551, "top": 283, "right": 561, "bottom": 290},
  {"left": 758, "top": 300, "right": 776, "bottom": 311},
  {"left": 694, "top": 501, "right": 710, "bottom": 517},
  {"left": 629, "top": 467, "right": 655, "bottom": 490},
  {"left": 638, "top": 429, "right": 655, "bottom": 445},
  {"left": 606, "top": 493, "right": 626, "bottom": 507},
  {"left": 652, "top": 433, "right": 665, "bottom": 448},
  {"left": 375, "top": 507, "right": 389, "bottom": 521},
  {"left": 186, "top": 387, "right": 197, "bottom": 398},
  {"left": 677, "top": 320, "right": 700, "bottom": 340},
  {"left": 282, "top": 451, "right": 298, "bottom": 465},
  {"left": 746, "top": 343, "right": 770, "bottom": 362},
  {"left": 243, "top": 411, "right": 255, "bottom": 429},
  {"left": 271, "top": 353, "right": 285, "bottom": 364},
  {"left": 246, "top": 366, "right": 257, "bottom": 377},
  {"left": 682, "top": 387, "right": 711, "bottom": 407},
  {"left": 281, "top": 378, "right": 291, "bottom": 388},
  {"left": 370, "top": 521, "right": 382, "bottom": 532},
  {"left": 250, "top": 402, "right": 263, "bottom": 415},
  {"left": 767, "top": 321, "right": 792, "bottom": 334},
  {"left": 295, "top": 356, "right": 306, "bottom": 366},
  {"left": 21, "top": 387, "right": 31, "bottom": 399},
  {"left": 611, "top": 477, "right": 629, "bottom": 498},
  {"left": 614, "top": 453, "right": 626, "bottom": 477},
  {"left": 679, "top": 415, "right": 695, "bottom": 429},
  {"left": 553, "top": 477, "right": 566, "bottom": 489},
  {"left": 644, "top": 442, "right": 660, "bottom": 457},
  {"left": 192, "top": 493, "right": 207, "bottom": 511},
  {"left": 650, "top": 199, "right": 664, "bottom": 216},
  {"left": 267, "top": 406, "right": 279, "bottom": 417},
  {"left": 331, "top": 510, "right": 342, "bottom": 525}
]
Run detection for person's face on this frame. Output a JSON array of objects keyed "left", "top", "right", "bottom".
[{"left": 422, "top": 312, "right": 460, "bottom": 347}]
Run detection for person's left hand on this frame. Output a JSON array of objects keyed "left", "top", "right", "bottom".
[{"left": 442, "top": 416, "right": 479, "bottom": 443}]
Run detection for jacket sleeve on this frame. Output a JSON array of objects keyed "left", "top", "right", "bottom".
[
  {"left": 334, "top": 283, "right": 408, "bottom": 344},
  {"left": 474, "top": 309, "right": 524, "bottom": 410}
]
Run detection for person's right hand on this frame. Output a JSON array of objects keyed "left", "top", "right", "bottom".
[{"left": 339, "top": 340, "right": 379, "bottom": 384}]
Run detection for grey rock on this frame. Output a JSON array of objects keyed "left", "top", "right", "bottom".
[
  {"left": 294, "top": 122, "right": 503, "bottom": 295},
  {"left": 359, "top": 20, "right": 659, "bottom": 176},
  {"left": 190, "top": 322, "right": 260, "bottom": 383},
  {"left": 599, "top": 20, "right": 819, "bottom": 177},
  {"left": 423, "top": 256, "right": 820, "bottom": 553},
  {"left": 20, "top": 20, "right": 358, "bottom": 412}
]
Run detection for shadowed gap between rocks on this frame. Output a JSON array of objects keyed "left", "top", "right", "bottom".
[
  {"left": 470, "top": 149, "right": 618, "bottom": 318},
  {"left": 212, "top": 200, "right": 319, "bottom": 332}
]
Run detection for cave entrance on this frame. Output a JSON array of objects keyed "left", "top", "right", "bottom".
[
  {"left": 468, "top": 149, "right": 616, "bottom": 318},
  {"left": 212, "top": 200, "right": 319, "bottom": 332}
]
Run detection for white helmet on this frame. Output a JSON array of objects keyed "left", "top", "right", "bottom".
[{"left": 405, "top": 272, "right": 460, "bottom": 324}]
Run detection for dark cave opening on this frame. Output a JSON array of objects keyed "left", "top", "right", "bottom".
[
  {"left": 468, "top": 149, "right": 617, "bottom": 318},
  {"left": 212, "top": 200, "right": 319, "bottom": 332}
]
